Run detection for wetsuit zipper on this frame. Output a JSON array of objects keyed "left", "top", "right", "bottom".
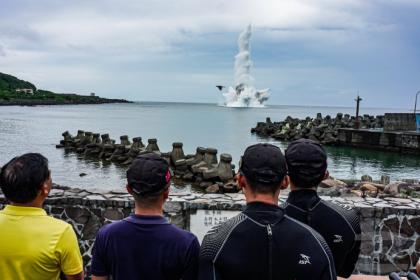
[{"left": 267, "top": 224, "right": 273, "bottom": 280}]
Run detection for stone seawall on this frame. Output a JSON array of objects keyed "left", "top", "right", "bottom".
[
  {"left": 338, "top": 128, "right": 420, "bottom": 154},
  {"left": 384, "top": 113, "right": 417, "bottom": 132},
  {"left": 1, "top": 187, "right": 419, "bottom": 277}
]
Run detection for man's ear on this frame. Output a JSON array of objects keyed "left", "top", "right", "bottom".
[
  {"left": 237, "top": 173, "right": 246, "bottom": 189},
  {"left": 324, "top": 170, "right": 329, "bottom": 180},
  {"left": 126, "top": 184, "right": 134, "bottom": 195},
  {"left": 40, "top": 182, "right": 49, "bottom": 196},
  {"left": 280, "top": 175, "right": 290, "bottom": 190},
  {"left": 40, "top": 176, "right": 52, "bottom": 197},
  {"left": 162, "top": 187, "right": 170, "bottom": 200}
]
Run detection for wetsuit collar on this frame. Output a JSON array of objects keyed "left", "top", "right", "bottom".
[
  {"left": 244, "top": 201, "right": 285, "bottom": 225},
  {"left": 286, "top": 189, "right": 320, "bottom": 211},
  {"left": 245, "top": 201, "right": 281, "bottom": 212}
]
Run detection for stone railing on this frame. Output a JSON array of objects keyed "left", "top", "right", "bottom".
[{"left": 0, "top": 186, "right": 419, "bottom": 277}]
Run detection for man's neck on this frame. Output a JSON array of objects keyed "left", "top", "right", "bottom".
[
  {"left": 245, "top": 193, "right": 279, "bottom": 206},
  {"left": 134, "top": 205, "right": 164, "bottom": 216},
  {"left": 290, "top": 184, "right": 317, "bottom": 192}
]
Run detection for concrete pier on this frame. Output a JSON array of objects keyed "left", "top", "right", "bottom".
[{"left": 338, "top": 128, "right": 420, "bottom": 154}]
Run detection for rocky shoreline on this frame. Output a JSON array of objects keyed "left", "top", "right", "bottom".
[
  {"left": 251, "top": 113, "right": 384, "bottom": 145},
  {"left": 56, "top": 130, "right": 420, "bottom": 198}
]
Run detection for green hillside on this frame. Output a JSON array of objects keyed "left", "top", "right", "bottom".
[
  {"left": 0, "top": 72, "right": 130, "bottom": 105},
  {"left": 0, "top": 72, "right": 36, "bottom": 93}
]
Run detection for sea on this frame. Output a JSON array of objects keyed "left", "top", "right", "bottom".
[{"left": 0, "top": 102, "right": 419, "bottom": 193}]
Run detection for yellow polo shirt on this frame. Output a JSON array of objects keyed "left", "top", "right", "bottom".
[{"left": 0, "top": 205, "right": 83, "bottom": 280}]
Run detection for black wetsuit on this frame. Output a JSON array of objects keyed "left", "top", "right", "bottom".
[
  {"left": 284, "top": 189, "right": 361, "bottom": 278},
  {"left": 199, "top": 202, "right": 336, "bottom": 280}
]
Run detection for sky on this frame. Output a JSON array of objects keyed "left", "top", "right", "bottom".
[{"left": 0, "top": 0, "right": 420, "bottom": 108}]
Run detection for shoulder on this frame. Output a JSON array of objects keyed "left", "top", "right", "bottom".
[
  {"left": 320, "top": 200, "right": 361, "bottom": 232},
  {"left": 283, "top": 215, "right": 335, "bottom": 268},
  {"left": 166, "top": 223, "right": 199, "bottom": 246},
  {"left": 200, "top": 213, "right": 247, "bottom": 261},
  {"left": 44, "top": 215, "right": 76, "bottom": 234},
  {"left": 96, "top": 219, "right": 128, "bottom": 237},
  {"left": 283, "top": 215, "right": 331, "bottom": 251}
]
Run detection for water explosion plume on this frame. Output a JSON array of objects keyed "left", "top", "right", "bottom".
[{"left": 222, "top": 25, "right": 269, "bottom": 107}]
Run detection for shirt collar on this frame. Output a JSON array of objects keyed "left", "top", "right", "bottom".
[
  {"left": 124, "top": 214, "right": 169, "bottom": 225},
  {"left": 1, "top": 205, "right": 47, "bottom": 216}
]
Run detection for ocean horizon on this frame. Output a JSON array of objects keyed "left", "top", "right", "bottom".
[{"left": 0, "top": 102, "right": 418, "bottom": 192}]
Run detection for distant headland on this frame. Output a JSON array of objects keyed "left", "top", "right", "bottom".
[{"left": 0, "top": 72, "right": 131, "bottom": 106}]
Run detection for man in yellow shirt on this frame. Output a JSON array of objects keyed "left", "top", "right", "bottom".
[{"left": 0, "top": 153, "right": 84, "bottom": 280}]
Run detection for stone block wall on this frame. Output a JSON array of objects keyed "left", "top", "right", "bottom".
[
  {"left": 338, "top": 128, "right": 420, "bottom": 154},
  {"left": 1, "top": 188, "right": 419, "bottom": 277},
  {"left": 348, "top": 198, "right": 419, "bottom": 275},
  {"left": 384, "top": 113, "right": 417, "bottom": 132}
]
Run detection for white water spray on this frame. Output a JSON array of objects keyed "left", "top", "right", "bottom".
[{"left": 222, "top": 25, "right": 269, "bottom": 107}]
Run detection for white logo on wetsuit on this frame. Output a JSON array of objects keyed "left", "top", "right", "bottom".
[
  {"left": 299, "top": 254, "right": 311, "bottom": 265},
  {"left": 333, "top": 235, "right": 343, "bottom": 243}
]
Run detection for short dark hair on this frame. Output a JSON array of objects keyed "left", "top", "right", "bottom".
[
  {"left": 130, "top": 182, "right": 170, "bottom": 208},
  {"left": 0, "top": 153, "right": 50, "bottom": 203}
]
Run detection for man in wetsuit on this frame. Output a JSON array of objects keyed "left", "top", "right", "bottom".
[
  {"left": 284, "top": 139, "right": 361, "bottom": 278},
  {"left": 199, "top": 143, "right": 336, "bottom": 280}
]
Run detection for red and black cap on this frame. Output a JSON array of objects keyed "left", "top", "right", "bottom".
[
  {"left": 126, "top": 153, "right": 172, "bottom": 196},
  {"left": 285, "top": 139, "right": 327, "bottom": 187},
  {"left": 239, "top": 143, "right": 287, "bottom": 184}
]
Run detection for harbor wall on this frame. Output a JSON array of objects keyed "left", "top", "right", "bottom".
[
  {"left": 384, "top": 113, "right": 417, "bottom": 132},
  {"left": 338, "top": 128, "right": 420, "bottom": 154}
]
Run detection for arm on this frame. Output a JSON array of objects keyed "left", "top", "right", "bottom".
[
  {"left": 314, "top": 231, "right": 337, "bottom": 280},
  {"left": 338, "top": 212, "right": 362, "bottom": 278},
  {"left": 339, "top": 238, "right": 361, "bottom": 278},
  {"left": 319, "top": 262, "right": 336, "bottom": 280},
  {"left": 91, "top": 276, "right": 109, "bottom": 280},
  {"left": 57, "top": 225, "right": 84, "bottom": 278},
  {"left": 65, "top": 272, "right": 84, "bottom": 280},
  {"left": 198, "top": 236, "right": 222, "bottom": 280},
  {"left": 90, "top": 228, "right": 110, "bottom": 279},
  {"left": 181, "top": 237, "right": 200, "bottom": 280}
]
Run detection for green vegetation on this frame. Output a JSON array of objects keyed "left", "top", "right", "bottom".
[{"left": 0, "top": 72, "right": 129, "bottom": 105}]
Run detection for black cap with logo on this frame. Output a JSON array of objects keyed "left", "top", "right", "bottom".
[
  {"left": 126, "top": 153, "right": 172, "bottom": 196},
  {"left": 239, "top": 143, "right": 287, "bottom": 185},
  {"left": 285, "top": 139, "right": 327, "bottom": 187}
]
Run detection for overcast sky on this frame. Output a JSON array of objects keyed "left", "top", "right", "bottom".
[{"left": 1, "top": 0, "right": 419, "bottom": 108}]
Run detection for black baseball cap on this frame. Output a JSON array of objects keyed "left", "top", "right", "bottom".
[
  {"left": 126, "top": 153, "right": 172, "bottom": 196},
  {"left": 239, "top": 143, "right": 287, "bottom": 184},
  {"left": 285, "top": 139, "right": 327, "bottom": 188}
]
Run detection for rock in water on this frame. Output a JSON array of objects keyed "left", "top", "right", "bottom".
[
  {"left": 319, "top": 178, "right": 347, "bottom": 189},
  {"left": 206, "top": 184, "right": 220, "bottom": 193},
  {"left": 361, "top": 175, "right": 373, "bottom": 182}
]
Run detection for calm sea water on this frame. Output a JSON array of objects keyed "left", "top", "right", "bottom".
[{"left": 0, "top": 102, "right": 418, "bottom": 192}]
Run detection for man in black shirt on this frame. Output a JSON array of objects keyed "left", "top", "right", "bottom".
[
  {"left": 284, "top": 139, "right": 361, "bottom": 278},
  {"left": 199, "top": 143, "right": 336, "bottom": 280}
]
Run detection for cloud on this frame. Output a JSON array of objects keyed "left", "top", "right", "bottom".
[
  {"left": 0, "top": 0, "right": 386, "bottom": 56},
  {"left": 0, "top": 45, "right": 5, "bottom": 56},
  {"left": 0, "top": 0, "right": 419, "bottom": 108}
]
